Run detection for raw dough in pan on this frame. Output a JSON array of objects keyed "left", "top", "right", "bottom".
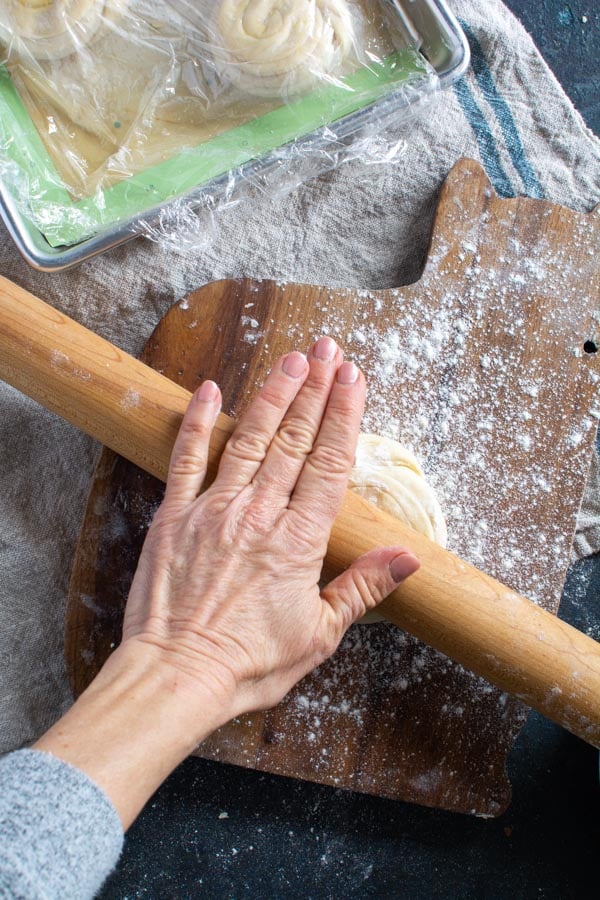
[
  {"left": 0, "top": 0, "right": 126, "bottom": 62},
  {"left": 214, "top": 0, "right": 355, "bottom": 98}
]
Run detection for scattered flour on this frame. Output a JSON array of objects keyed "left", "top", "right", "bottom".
[
  {"left": 92, "top": 216, "right": 599, "bottom": 805},
  {"left": 214, "top": 216, "right": 600, "bottom": 789}
]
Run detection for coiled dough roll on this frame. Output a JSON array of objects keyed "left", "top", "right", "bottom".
[
  {"left": 0, "top": 0, "right": 124, "bottom": 61},
  {"left": 349, "top": 433, "right": 447, "bottom": 624},
  {"left": 214, "top": 0, "right": 355, "bottom": 98}
]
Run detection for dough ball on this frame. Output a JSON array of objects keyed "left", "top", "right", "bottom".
[
  {"left": 0, "top": 0, "right": 126, "bottom": 62},
  {"left": 349, "top": 433, "right": 447, "bottom": 624},
  {"left": 213, "top": 0, "right": 355, "bottom": 99}
]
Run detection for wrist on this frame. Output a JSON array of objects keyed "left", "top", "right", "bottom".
[
  {"left": 35, "top": 640, "right": 236, "bottom": 829},
  {"left": 99, "top": 638, "right": 238, "bottom": 746}
]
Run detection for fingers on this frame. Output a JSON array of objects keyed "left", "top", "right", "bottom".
[
  {"left": 320, "top": 547, "right": 420, "bottom": 640},
  {"left": 288, "top": 359, "right": 365, "bottom": 524},
  {"left": 251, "top": 336, "right": 343, "bottom": 500},
  {"left": 214, "top": 351, "right": 309, "bottom": 493},
  {"left": 164, "top": 381, "right": 222, "bottom": 506}
]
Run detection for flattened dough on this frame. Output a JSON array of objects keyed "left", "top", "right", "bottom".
[{"left": 349, "top": 433, "right": 447, "bottom": 624}]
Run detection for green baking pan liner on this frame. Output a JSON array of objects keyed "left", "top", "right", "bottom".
[{"left": 0, "top": 48, "right": 433, "bottom": 249}]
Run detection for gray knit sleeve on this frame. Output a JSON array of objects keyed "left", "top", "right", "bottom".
[{"left": 0, "top": 748, "right": 123, "bottom": 900}]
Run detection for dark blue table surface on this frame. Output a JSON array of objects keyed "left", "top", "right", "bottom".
[
  {"left": 506, "top": 0, "right": 599, "bottom": 135},
  {"left": 101, "top": 4, "right": 600, "bottom": 897}
]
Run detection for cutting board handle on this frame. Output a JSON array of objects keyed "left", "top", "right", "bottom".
[{"left": 1, "top": 274, "right": 599, "bottom": 746}]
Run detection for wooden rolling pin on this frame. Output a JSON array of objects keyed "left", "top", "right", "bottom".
[{"left": 1, "top": 274, "right": 599, "bottom": 746}]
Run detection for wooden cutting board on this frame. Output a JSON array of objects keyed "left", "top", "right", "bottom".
[{"left": 65, "top": 159, "right": 600, "bottom": 816}]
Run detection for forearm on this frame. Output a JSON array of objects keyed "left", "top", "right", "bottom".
[{"left": 35, "top": 642, "right": 232, "bottom": 829}]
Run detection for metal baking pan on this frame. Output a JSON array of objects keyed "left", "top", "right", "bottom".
[{"left": 0, "top": 0, "right": 469, "bottom": 272}]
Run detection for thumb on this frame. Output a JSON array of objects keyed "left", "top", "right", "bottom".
[{"left": 320, "top": 547, "right": 420, "bottom": 638}]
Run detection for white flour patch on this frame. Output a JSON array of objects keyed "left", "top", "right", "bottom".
[{"left": 120, "top": 388, "right": 141, "bottom": 410}]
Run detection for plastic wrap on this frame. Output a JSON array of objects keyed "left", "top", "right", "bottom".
[{"left": 0, "top": 1, "right": 441, "bottom": 253}]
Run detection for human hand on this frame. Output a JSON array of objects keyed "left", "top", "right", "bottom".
[
  {"left": 122, "top": 337, "right": 419, "bottom": 722},
  {"left": 35, "top": 338, "right": 419, "bottom": 830}
]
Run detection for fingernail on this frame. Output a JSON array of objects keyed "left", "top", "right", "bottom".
[
  {"left": 336, "top": 361, "right": 359, "bottom": 384},
  {"left": 282, "top": 351, "right": 307, "bottom": 378},
  {"left": 196, "top": 380, "right": 219, "bottom": 403},
  {"left": 390, "top": 553, "right": 420, "bottom": 583},
  {"left": 313, "top": 336, "right": 337, "bottom": 361}
]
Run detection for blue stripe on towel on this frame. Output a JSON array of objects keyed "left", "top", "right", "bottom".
[
  {"left": 459, "top": 19, "right": 545, "bottom": 199},
  {"left": 453, "top": 77, "right": 515, "bottom": 198}
]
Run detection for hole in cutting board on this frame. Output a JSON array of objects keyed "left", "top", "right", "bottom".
[{"left": 583, "top": 340, "right": 598, "bottom": 354}]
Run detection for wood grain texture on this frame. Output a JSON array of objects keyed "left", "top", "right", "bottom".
[
  {"left": 65, "top": 159, "right": 600, "bottom": 815},
  {"left": 2, "top": 244, "right": 599, "bottom": 743}
]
